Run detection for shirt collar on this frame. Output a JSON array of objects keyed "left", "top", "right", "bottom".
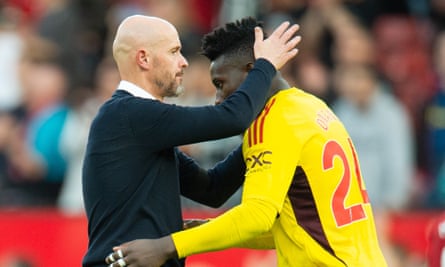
[{"left": 117, "top": 80, "right": 156, "bottom": 100}]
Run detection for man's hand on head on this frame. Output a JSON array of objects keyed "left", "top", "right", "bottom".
[{"left": 253, "top": 21, "right": 301, "bottom": 70}]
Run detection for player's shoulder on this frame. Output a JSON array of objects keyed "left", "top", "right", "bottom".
[
  {"left": 273, "top": 87, "right": 325, "bottom": 107},
  {"left": 268, "top": 88, "right": 328, "bottom": 121}
]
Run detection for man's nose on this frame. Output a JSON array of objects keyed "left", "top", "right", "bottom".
[{"left": 181, "top": 54, "right": 189, "bottom": 68}]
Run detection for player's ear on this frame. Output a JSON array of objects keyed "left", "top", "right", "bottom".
[{"left": 245, "top": 62, "right": 254, "bottom": 72}]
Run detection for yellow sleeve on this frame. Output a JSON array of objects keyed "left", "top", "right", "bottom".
[
  {"left": 193, "top": 218, "right": 275, "bottom": 249},
  {"left": 238, "top": 230, "right": 275, "bottom": 249},
  {"left": 172, "top": 199, "right": 277, "bottom": 258},
  {"left": 172, "top": 100, "right": 299, "bottom": 258}
]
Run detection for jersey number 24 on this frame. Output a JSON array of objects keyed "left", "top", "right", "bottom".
[{"left": 322, "top": 138, "right": 370, "bottom": 227}]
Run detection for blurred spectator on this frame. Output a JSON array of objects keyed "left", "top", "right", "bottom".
[
  {"left": 427, "top": 31, "right": 445, "bottom": 175},
  {"left": 143, "top": 0, "right": 204, "bottom": 57},
  {"left": 332, "top": 63, "right": 415, "bottom": 267},
  {"left": 104, "top": 0, "right": 205, "bottom": 59},
  {"left": 218, "top": 0, "right": 259, "bottom": 24},
  {"left": 0, "top": 4, "right": 26, "bottom": 196},
  {"left": 331, "top": 21, "right": 376, "bottom": 66},
  {"left": 422, "top": 31, "right": 445, "bottom": 207},
  {"left": 103, "top": 1, "right": 146, "bottom": 56},
  {"left": 36, "top": 0, "right": 109, "bottom": 92},
  {"left": 373, "top": 15, "right": 436, "bottom": 175},
  {"left": 57, "top": 57, "right": 119, "bottom": 215},
  {"left": 0, "top": 36, "right": 69, "bottom": 207},
  {"left": 298, "top": 0, "right": 366, "bottom": 67},
  {"left": 0, "top": 4, "right": 25, "bottom": 112},
  {"left": 293, "top": 56, "right": 334, "bottom": 105},
  {"left": 0, "top": 112, "right": 18, "bottom": 195},
  {"left": 276, "top": 1, "right": 377, "bottom": 108},
  {"left": 188, "top": 0, "right": 222, "bottom": 32}
]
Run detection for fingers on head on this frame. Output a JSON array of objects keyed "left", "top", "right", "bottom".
[
  {"left": 281, "top": 24, "right": 300, "bottom": 41},
  {"left": 254, "top": 26, "right": 263, "bottom": 40},
  {"left": 273, "top": 21, "right": 291, "bottom": 37}
]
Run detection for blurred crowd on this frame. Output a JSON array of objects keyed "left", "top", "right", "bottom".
[{"left": 0, "top": 0, "right": 444, "bottom": 223}]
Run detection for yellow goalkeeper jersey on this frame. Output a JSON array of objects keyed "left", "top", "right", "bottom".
[{"left": 172, "top": 88, "right": 387, "bottom": 266}]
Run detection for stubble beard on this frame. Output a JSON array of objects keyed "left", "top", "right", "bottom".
[
  {"left": 152, "top": 55, "right": 184, "bottom": 98},
  {"left": 155, "top": 78, "right": 183, "bottom": 98}
]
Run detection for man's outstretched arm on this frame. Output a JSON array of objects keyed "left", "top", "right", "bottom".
[{"left": 106, "top": 197, "right": 279, "bottom": 267}]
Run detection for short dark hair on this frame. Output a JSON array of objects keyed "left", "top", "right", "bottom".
[{"left": 201, "top": 17, "right": 264, "bottom": 62}]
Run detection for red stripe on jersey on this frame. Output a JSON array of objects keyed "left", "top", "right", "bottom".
[
  {"left": 252, "top": 118, "right": 259, "bottom": 145},
  {"left": 247, "top": 98, "right": 276, "bottom": 148},
  {"left": 247, "top": 127, "right": 252, "bottom": 147},
  {"left": 259, "top": 98, "right": 276, "bottom": 143}
]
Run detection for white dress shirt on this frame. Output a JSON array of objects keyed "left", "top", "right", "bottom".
[{"left": 117, "top": 80, "right": 156, "bottom": 100}]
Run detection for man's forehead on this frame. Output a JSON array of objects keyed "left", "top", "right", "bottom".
[
  {"left": 152, "top": 33, "right": 181, "bottom": 50},
  {"left": 209, "top": 57, "right": 230, "bottom": 75}
]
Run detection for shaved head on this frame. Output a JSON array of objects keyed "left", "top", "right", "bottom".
[
  {"left": 112, "top": 15, "right": 178, "bottom": 71},
  {"left": 111, "top": 15, "right": 188, "bottom": 100}
]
